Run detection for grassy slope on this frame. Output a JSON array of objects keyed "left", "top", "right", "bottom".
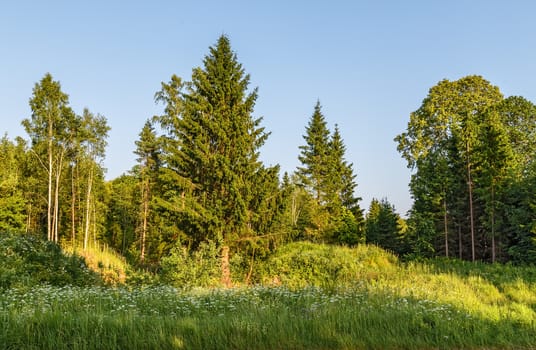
[
  {"left": 63, "top": 244, "right": 129, "bottom": 285},
  {"left": 1, "top": 238, "right": 535, "bottom": 349}
]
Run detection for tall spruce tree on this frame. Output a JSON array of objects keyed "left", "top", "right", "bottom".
[
  {"left": 475, "top": 108, "right": 513, "bottom": 262},
  {"left": 297, "top": 104, "right": 362, "bottom": 242},
  {"left": 328, "top": 125, "right": 361, "bottom": 212},
  {"left": 297, "top": 101, "right": 331, "bottom": 205},
  {"left": 134, "top": 120, "right": 160, "bottom": 262},
  {"left": 155, "top": 35, "right": 275, "bottom": 285}
]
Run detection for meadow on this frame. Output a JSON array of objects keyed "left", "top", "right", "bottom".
[{"left": 1, "top": 237, "right": 535, "bottom": 349}]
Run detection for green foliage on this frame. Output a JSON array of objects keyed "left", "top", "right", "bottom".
[
  {"left": 0, "top": 196, "right": 25, "bottom": 233},
  {"left": 160, "top": 240, "right": 221, "bottom": 289},
  {"left": 297, "top": 101, "right": 332, "bottom": 204},
  {"left": 103, "top": 174, "right": 141, "bottom": 262},
  {"left": 1, "top": 240, "right": 536, "bottom": 349},
  {"left": 17, "top": 74, "right": 110, "bottom": 247},
  {"left": 258, "top": 241, "right": 397, "bottom": 288},
  {"left": 502, "top": 166, "right": 536, "bottom": 264},
  {"left": 404, "top": 212, "right": 436, "bottom": 259},
  {"left": 154, "top": 35, "right": 277, "bottom": 255},
  {"left": 396, "top": 75, "right": 536, "bottom": 263},
  {"left": 3, "top": 252, "right": 536, "bottom": 349},
  {"left": 0, "top": 136, "right": 26, "bottom": 232},
  {"left": 133, "top": 120, "right": 161, "bottom": 263},
  {"left": 296, "top": 103, "right": 363, "bottom": 241},
  {"left": 22, "top": 73, "right": 77, "bottom": 242},
  {"left": 327, "top": 125, "right": 360, "bottom": 212},
  {"left": 5, "top": 40, "right": 536, "bottom": 279},
  {"left": 333, "top": 207, "right": 363, "bottom": 246},
  {"left": 0, "top": 232, "right": 99, "bottom": 289},
  {"left": 365, "top": 198, "right": 406, "bottom": 255}
]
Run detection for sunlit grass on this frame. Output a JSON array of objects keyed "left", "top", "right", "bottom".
[
  {"left": 63, "top": 243, "right": 128, "bottom": 285},
  {"left": 2, "top": 279, "right": 535, "bottom": 349}
]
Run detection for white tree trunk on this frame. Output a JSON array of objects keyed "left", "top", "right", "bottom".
[{"left": 84, "top": 166, "right": 93, "bottom": 250}]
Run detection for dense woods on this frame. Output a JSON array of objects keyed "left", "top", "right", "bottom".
[
  {"left": 396, "top": 76, "right": 536, "bottom": 263},
  {"left": 1, "top": 35, "right": 535, "bottom": 278}
]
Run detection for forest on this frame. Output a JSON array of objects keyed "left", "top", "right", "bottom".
[
  {"left": 2, "top": 35, "right": 535, "bottom": 275},
  {"left": 1, "top": 34, "right": 536, "bottom": 349}
]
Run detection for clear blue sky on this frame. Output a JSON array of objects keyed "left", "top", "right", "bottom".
[{"left": 2, "top": 0, "right": 536, "bottom": 215}]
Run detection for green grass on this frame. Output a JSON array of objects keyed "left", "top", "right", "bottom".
[
  {"left": 63, "top": 243, "right": 129, "bottom": 285},
  {"left": 2, "top": 274, "right": 536, "bottom": 348},
  {"left": 1, "top": 239, "right": 536, "bottom": 349},
  {"left": 1, "top": 285, "right": 534, "bottom": 349}
]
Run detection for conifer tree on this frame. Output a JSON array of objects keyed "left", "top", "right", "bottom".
[
  {"left": 134, "top": 120, "right": 160, "bottom": 262},
  {"left": 328, "top": 125, "right": 361, "bottom": 212},
  {"left": 297, "top": 101, "right": 331, "bottom": 204},
  {"left": 155, "top": 35, "right": 275, "bottom": 285},
  {"left": 396, "top": 76, "right": 503, "bottom": 261},
  {"left": 475, "top": 109, "right": 513, "bottom": 262},
  {"left": 365, "top": 198, "right": 404, "bottom": 254},
  {"left": 297, "top": 103, "right": 362, "bottom": 242}
]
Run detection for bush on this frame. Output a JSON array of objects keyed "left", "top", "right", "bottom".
[
  {"left": 160, "top": 240, "right": 221, "bottom": 289},
  {"left": 257, "top": 241, "right": 398, "bottom": 288},
  {"left": 0, "top": 232, "right": 100, "bottom": 289}
]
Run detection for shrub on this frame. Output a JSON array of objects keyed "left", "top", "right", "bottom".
[
  {"left": 0, "top": 232, "right": 100, "bottom": 288},
  {"left": 160, "top": 240, "right": 221, "bottom": 289},
  {"left": 258, "top": 241, "right": 398, "bottom": 288}
]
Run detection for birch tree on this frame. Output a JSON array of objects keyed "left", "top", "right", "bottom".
[{"left": 22, "top": 73, "right": 75, "bottom": 241}]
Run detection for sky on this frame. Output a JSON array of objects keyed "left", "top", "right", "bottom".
[{"left": 1, "top": 0, "right": 536, "bottom": 216}]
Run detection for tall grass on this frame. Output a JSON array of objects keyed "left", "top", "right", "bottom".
[
  {"left": 2, "top": 240, "right": 535, "bottom": 349},
  {"left": 1, "top": 284, "right": 534, "bottom": 349},
  {"left": 63, "top": 243, "right": 129, "bottom": 285}
]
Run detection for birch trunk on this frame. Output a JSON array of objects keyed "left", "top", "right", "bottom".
[{"left": 84, "top": 166, "right": 93, "bottom": 250}]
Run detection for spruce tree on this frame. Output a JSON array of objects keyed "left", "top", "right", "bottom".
[
  {"left": 365, "top": 198, "right": 404, "bottom": 254},
  {"left": 328, "top": 125, "right": 361, "bottom": 212},
  {"left": 297, "top": 104, "right": 362, "bottom": 242},
  {"left": 155, "top": 35, "right": 274, "bottom": 285},
  {"left": 134, "top": 120, "right": 160, "bottom": 262},
  {"left": 396, "top": 76, "right": 503, "bottom": 261},
  {"left": 297, "top": 101, "right": 331, "bottom": 204}
]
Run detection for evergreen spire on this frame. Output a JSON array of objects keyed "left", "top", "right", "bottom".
[{"left": 297, "top": 101, "right": 331, "bottom": 203}]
